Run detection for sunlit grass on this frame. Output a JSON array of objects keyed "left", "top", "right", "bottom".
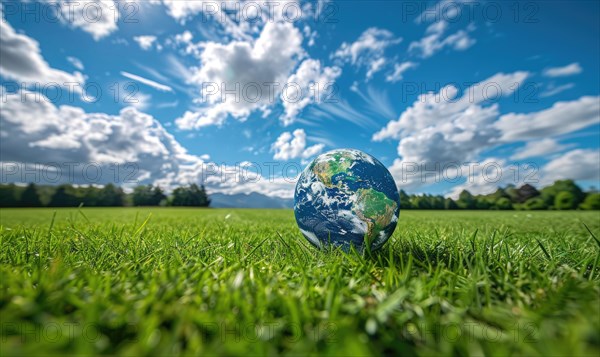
[{"left": 1, "top": 208, "right": 599, "bottom": 356}]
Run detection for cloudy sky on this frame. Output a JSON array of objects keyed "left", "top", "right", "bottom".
[{"left": 1, "top": 0, "right": 599, "bottom": 198}]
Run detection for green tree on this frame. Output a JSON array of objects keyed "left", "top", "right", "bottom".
[
  {"left": 81, "top": 185, "right": 102, "bottom": 207},
  {"left": 0, "top": 184, "right": 19, "bottom": 207},
  {"left": 523, "top": 197, "right": 547, "bottom": 210},
  {"left": 399, "top": 190, "right": 412, "bottom": 209},
  {"left": 488, "top": 188, "right": 511, "bottom": 201},
  {"left": 505, "top": 184, "right": 520, "bottom": 204},
  {"left": 152, "top": 186, "right": 167, "bottom": 206},
  {"left": 133, "top": 185, "right": 166, "bottom": 206},
  {"left": 444, "top": 197, "right": 458, "bottom": 210},
  {"left": 410, "top": 195, "right": 431, "bottom": 209},
  {"left": 456, "top": 190, "right": 476, "bottom": 209},
  {"left": 133, "top": 185, "right": 153, "bottom": 206},
  {"left": 49, "top": 185, "right": 78, "bottom": 207},
  {"left": 171, "top": 184, "right": 210, "bottom": 207},
  {"left": 430, "top": 195, "right": 445, "bottom": 209},
  {"left": 19, "top": 183, "right": 42, "bottom": 207},
  {"left": 516, "top": 184, "right": 540, "bottom": 203},
  {"left": 98, "top": 184, "right": 125, "bottom": 207},
  {"left": 475, "top": 197, "right": 491, "bottom": 210},
  {"left": 555, "top": 191, "right": 576, "bottom": 210},
  {"left": 541, "top": 180, "right": 585, "bottom": 208},
  {"left": 579, "top": 193, "right": 600, "bottom": 210},
  {"left": 495, "top": 197, "right": 513, "bottom": 210}
]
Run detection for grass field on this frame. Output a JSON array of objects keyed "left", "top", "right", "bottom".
[{"left": 1, "top": 208, "right": 599, "bottom": 356}]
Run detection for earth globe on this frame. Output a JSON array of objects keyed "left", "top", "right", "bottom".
[{"left": 294, "top": 149, "right": 400, "bottom": 252}]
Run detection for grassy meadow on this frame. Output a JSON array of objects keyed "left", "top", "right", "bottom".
[{"left": 1, "top": 208, "right": 599, "bottom": 356}]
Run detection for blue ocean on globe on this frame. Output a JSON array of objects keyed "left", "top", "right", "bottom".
[{"left": 294, "top": 149, "right": 400, "bottom": 252}]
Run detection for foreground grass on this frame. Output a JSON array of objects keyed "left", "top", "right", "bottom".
[{"left": 1, "top": 208, "right": 599, "bottom": 356}]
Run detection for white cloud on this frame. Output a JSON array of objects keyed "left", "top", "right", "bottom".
[
  {"left": 159, "top": 0, "right": 304, "bottom": 41},
  {"left": 510, "top": 139, "right": 572, "bottom": 160},
  {"left": 386, "top": 61, "right": 418, "bottom": 82},
  {"left": 66, "top": 56, "right": 84, "bottom": 70},
  {"left": 170, "top": 30, "right": 199, "bottom": 55},
  {"left": 1, "top": 87, "right": 183, "bottom": 175},
  {"left": 543, "top": 63, "right": 582, "bottom": 77},
  {"left": 272, "top": 129, "right": 324, "bottom": 160},
  {"left": 539, "top": 149, "right": 600, "bottom": 186},
  {"left": 128, "top": 92, "right": 151, "bottom": 111},
  {"left": 280, "top": 59, "right": 341, "bottom": 125},
  {"left": 374, "top": 69, "right": 599, "bottom": 192},
  {"left": 539, "top": 82, "right": 575, "bottom": 98},
  {"left": 54, "top": 0, "right": 120, "bottom": 40},
  {"left": 175, "top": 22, "right": 304, "bottom": 130},
  {"left": 445, "top": 158, "right": 521, "bottom": 199},
  {"left": 444, "top": 149, "right": 600, "bottom": 198},
  {"left": 409, "top": 20, "right": 475, "bottom": 58},
  {"left": 121, "top": 71, "right": 174, "bottom": 92},
  {"left": 366, "top": 57, "right": 386, "bottom": 80},
  {"left": 351, "top": 85, "right": 396, "bottom": 121},
  {"left": 160, "top": 0, "right": 252, "bottom": 40},
  {"left": 373, "top": 71, "right": 529, "bottom": 189},
  {"left": 0, "top": 11, "right": 85, "bottom": 89},
  {"left": 495, "top": 96, "right": 600, "bottom": 141},
  {"left": 333, "top": 28, "right": 401, "bottom": 64},
  {"left": 305, "top": 99, "right": 379, "bottom": 129},
  {"left": 373, "top": 71, "right": 529, "bottom": 143},
  {"left": 303, "top": 24, "right": 317, "bottom": 46},
  {"left": 133, "top": 35, "right": 158, "bottom": 50},
  {"left": 332, "top": 27, "right": 401, "bottom": 80},
  {"left": 0, "top": 87, "right": 297, "bottom": 198}
]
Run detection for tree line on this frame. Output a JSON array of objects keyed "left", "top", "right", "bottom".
[
  {"left": 0, "top": 183, "right": 210, "bottom": 207},
  {"left": 400, "top": 180, "right": 599, "bottom": 210},
  {"left": 0, "top": 179, "right": 598, "bottom": 210}
]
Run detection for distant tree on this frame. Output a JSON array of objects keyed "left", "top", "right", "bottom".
[
  {"left": 516, "top": 184, "right": 540, "bottom": 203},
  {"left": 410, "top": 195, "right": 431, "bottom": 209},
  {"left": 152, "top": 186, "right": 167, "bottom": 206},
  {"left": 81, "top": 185, "right": 102, "bottom": 206},
  {"left": 133, "top": 185, "right": 152, "bottom": 206},
  {"left": 133, "top": 185, "right": 166, "bottom": 206},
  {"left": 430, "top": 195, "right": 445, "bottom": 209},
  {"left": 198, "top": 185, "right": 210, "bottom": 207},
  {"left": 488, "top": 188, "right": 511, "bottom": 201},
  {"left": 20, "top": 183, "right": 42, "bottom": 207},
  {"left": 49, "top": 185, "right": 78, "bottom": 207},
  {"left": 171, "top": 184, "right": 210, "bottom": 207},
  {"left": 444, "top": 197, "right": 458, "bottom": 210},
  {"left": 523, "top": 197, "right": 547, "bottom": 210},
  {"left": 495, "top": 197, "right": 513, "bottom": 210},
  {"left": 555, "top": 191, "right": 577, "bottom": 210},
  {"left": 475, "top": 197, "right": 491, "bottom": 210},
  {"left": 579, "top": 193, "right": 600, "bottom": 210},
  {"left": 98, "top": 184, "right": 125, "bottom": 206},
  {"left": 541, "top": 180, "right": 585, "bottom": 207},
  {"left": 457, "top": 190, "right": 476, "bottom": 209},
  {"left": 399, "top": 190, "right": 412, "bottom": 209},
  {"left": 505, "top": 184, "right": 520, "bottom": 204},
  {"left": 0, "top": 184, "right": 19, "bottom": 207},
  {"left": 171, "top": 187, "right": 187, "bottom": 207}
]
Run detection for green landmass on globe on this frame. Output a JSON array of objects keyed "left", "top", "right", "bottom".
[{"left": 294, "top": 149, "right": 400, "bottom": 251}]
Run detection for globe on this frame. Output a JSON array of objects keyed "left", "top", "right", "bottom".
[{"left": 294, "top": 149, "right": 400, "bottom": 252}]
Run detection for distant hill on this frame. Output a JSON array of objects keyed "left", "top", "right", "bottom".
[{"left": 209, "top": 192, "right": 294, "bottom": 208}]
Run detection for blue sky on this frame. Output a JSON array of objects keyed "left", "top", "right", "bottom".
[{"left": 1, "top": 0, "right": 599, "bottom": 198}]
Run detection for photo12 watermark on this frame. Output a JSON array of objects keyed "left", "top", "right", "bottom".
[
  {"left": 0, "top": 160, "right": 540, "bottom": 187},
  {"left": 399, "top": 1, "right": 540, "bottom": 24},
  {"left": 1, "top": 322, "right": 136, "bottom": 344},
  {"left": 402, "top": 321, "right": 538, "bottom": 344}
]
